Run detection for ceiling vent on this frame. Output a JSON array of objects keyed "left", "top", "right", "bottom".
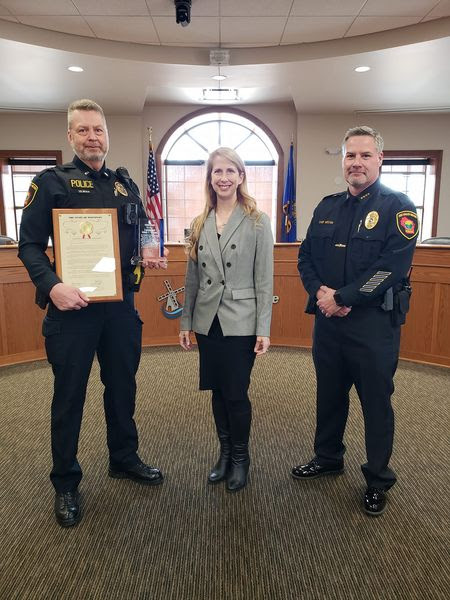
[{"left": 209, "top": 49, "right": 230, "bottom": 66}]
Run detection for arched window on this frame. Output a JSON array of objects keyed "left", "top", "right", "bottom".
[{"left": 157, "top": 109, "right": 282, "bottom": 242}]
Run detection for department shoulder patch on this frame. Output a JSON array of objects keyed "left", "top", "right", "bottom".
[
  {"left": 396, "top": 210, "right": 419, "bottom": 239},
  {"left": 24, "top": 182, "right": 38, "bottom": 209}
]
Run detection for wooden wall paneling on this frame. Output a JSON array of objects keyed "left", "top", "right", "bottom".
[
  {"left": 1, "top": 244, "right": 449, "bottom": 368},
  {"left": 400, "top": 281, "right": 436, "bottom": 357},
  {"left": 434, "top": 283, "right": 450, "bottom": 360},
  {"left": 0, "top": 283, "right": 6, "bottom": 357},
  {"left": 4, "top": 281, "right": 45, "bottom": 356},
  {"left": 136, "top": 246, "right": 188, "bottom": 346},
  {"left": 272, "top": 273, "right": 313, "bottom": 347}
]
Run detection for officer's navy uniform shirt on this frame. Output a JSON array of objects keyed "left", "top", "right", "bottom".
[
  {"left": 298, "top": 179, "right": 419, "bottom": 310},
  {"left": 18, "top": 155, "right": 145, "bottom": 296}
]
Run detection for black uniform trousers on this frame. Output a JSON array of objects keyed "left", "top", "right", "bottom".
[
  {"left": 312, "top": 306, "right": 400, "bottom": 490},
  {"left": 43, "top": 292, "right": 142, "bottom": 492}
]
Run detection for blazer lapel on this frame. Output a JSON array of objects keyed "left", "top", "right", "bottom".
[
  {"left": 219, "top": 204, "right": 246, "bottom": 252},
  {"left": 204, "top": 209, "right": 224, "bottom": 277}
]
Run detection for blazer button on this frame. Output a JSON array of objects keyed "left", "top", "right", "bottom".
[
  {"left": 226, "top": 262, "right": 231, "bottom": 267},
  {"left": 221, "top": 280, "right": 225, "bottom": 285},
  {"left": 202, "top": 262, "right": 206, "bottom": 267},
  {"left": 199, "top": 245, "right": 203, "bottom": 251},
  {"left": 207, "top": 279, "right": 212, "bottom": 285},
  {"left": 231, "top": 244, "right": 236, "bottom": 249}
]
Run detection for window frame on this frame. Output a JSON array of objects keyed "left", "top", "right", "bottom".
[
  {"left": 382, "top": 150, "right": 442, "bottom": 239},
  {"left": 0, "top": 150, "right": 63, "bottom": 237},
  {"left": 155, "top": 107, "right": 284, "bottom": 241}
]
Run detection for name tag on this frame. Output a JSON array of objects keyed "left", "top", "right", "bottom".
[{"left": 70, "top": 179, "right": 94, "bottom": 189}]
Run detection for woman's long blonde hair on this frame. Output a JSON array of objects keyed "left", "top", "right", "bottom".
[{"left": 186, "top": 147, "right": 260, "bottom": 260}]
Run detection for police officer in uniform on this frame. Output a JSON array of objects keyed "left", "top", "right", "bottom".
[
  {"left": 291, "top": 126, "right": 419, "bottom": 516},
  {"left": 19, "top": 99, "right": 167, "bottom": 527}
]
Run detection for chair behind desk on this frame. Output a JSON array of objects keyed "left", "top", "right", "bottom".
[
  {"left": 0, "top": 235, "right": 17, "bottom": 245},
  {"left": 421, "top": 236, "right": 450, "bottom": 245}
]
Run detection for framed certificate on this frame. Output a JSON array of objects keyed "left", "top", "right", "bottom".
[{"left": 52, "top": 208, "right": 123, "bottom": 302}]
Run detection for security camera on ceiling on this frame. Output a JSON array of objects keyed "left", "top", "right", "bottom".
[{"left": 174, "top": 0, "right": 191, "bottom": 27}]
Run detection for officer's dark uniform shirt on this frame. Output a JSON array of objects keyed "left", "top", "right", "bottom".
[
  {"left": 19, "top": 155, "right": 146, "bottom": 296},
  {"left": 298, "top": 179, "right": 419, "bottom": 311}
]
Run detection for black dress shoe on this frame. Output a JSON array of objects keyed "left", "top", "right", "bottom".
[
  {"left": 364, "top": 487, "right": 387, "bottom": 516},
  {"left": 54, "top": 490, "right": 81, "bottom": 528},
  {"left": 109, "top": 461, "right": 163, "bottom": 486},
  {"left": 291, "top": 459, "right": 344, "bottom": 480}
]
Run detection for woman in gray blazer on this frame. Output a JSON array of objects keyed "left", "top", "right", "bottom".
[{"left": 179, "top": 147, "right": 274, "bottom": 492}]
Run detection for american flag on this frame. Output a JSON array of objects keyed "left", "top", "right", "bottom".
[{"left": 145, "top": 141, "right": 163, "bottom": 220}]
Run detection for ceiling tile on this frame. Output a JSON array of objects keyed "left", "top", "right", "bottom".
[
  {"left": 422, "top": 0, "right": 450, "bottom": 20},
  {"left": 291, "top": 0, "right": 366, "bottom": 17},
  {"left": 86, "top": 16, "right": 159, "bottom": 43},
  {"left": 147, "top": 0, "right": 219, "bottom": 17},
  {"left": 18, "top": 16, "right": 95, "bottom": 36},
  {"left": 220, "top": 0, "right": 292, "bottom": 16},
  {"left": 152, "top": 16, "right": 219, "bottom": 44},
  {"left": 221, "top": 16, "right": 286, "bottom": 44},
  {"left": 73, "top": 1, "right": 150, "bottom": 17},
  {"left": 347, "top": 16, "right": 422, "bottom": 36},
  {"left": 361, "top": 0, "right": 439, "bottom": 17},
  {"left": 0, "top": 0, "right": 78, "bottom": 15},
  {"left": 282, "top": 16, "right": 354, "bottom": 44}
]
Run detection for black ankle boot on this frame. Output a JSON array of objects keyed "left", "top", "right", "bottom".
[
  {"left": 226, "top": 442, "right": 250, "bottom": 492},
  {"left": 209, "top": 390, "right": 231, "bottom": 484},
  {"left": 208, "top": 436, "right": 232, "bottom": 483}
]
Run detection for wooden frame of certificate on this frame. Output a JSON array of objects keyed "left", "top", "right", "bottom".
[{"left": 52, "top": 208, "right": 123, "bottom": 302}]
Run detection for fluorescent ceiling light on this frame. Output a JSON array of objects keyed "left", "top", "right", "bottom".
[
  {"left": 201, "top": 88, "right": 239, "bottom": 101},
  {"left": 68, "top": 66, "right": 84, "bottom": 72},
  {"left": 355, "top": 66, "right": 370, "bottom": 73},
  {"left": 212, "top": 74, "right": 227, "bottom": 81}
]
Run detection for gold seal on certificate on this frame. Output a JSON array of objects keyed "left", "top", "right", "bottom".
[
  {"left": 131, "top": 218, "right": 164, "bottom": 265},
  {"left": 52, "top": 208, "right": 123, "bottom": 302}
]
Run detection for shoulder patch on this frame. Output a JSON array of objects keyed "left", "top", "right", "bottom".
[
  {"left": 396, "top": 210, "right": 419, "bottom": 239},
  {"left": 24, "top": 182, "right": 38, "bottom": 209}
]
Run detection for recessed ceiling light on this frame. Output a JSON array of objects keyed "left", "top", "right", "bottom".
[
  {"left": 68, "top": 66, "right": 84, "bottom": 72},
  {"left": 212, "top": 74, "right": 227, "bottom": 81},
  {"left": 355, "top": 66, "right": 371, "bottom": 73}
]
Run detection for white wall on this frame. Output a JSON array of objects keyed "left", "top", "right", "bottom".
[
  {"left": 296, "top": 113, "right": 450, "bottom": 238},
  {"left": 0, "top": 112, "right": 143, "bottom": 189},
  {"left": 1, "top": 109, "right": 448, "bottom": 239}
]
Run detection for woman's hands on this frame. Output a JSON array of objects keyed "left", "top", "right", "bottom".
[
  {"left": 179, "top": 330, "right": 192, "bottom": 350},
  {"left": 254, "top": 336, "right": 270, "bottom": 356}
]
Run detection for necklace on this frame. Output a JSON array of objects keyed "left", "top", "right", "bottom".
[{"left": 215, "top": 213, "right": 230, "bottom": 232}]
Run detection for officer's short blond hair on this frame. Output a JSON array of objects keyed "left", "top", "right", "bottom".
[
  {"left": 342, "top": 126, "right": 384, "bottom": 153},
  {"left": 67, "top": 99, "right": 106, "bottom": 129}
]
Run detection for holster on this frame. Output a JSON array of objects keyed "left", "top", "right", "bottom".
[
  {"left": 125, "top": 265, "right": 144, "bottom": 292},
  {"left": 392, "top": 281, "right": 412, "bottom": 326}
]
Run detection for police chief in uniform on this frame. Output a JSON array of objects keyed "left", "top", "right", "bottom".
[
  {"left": 19, "top": 99, "right": 167, "bottom": 528},
  {"left": 291, "top": 126, "right": 419, "bottom": 516}
]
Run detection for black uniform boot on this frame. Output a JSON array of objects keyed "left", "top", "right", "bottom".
[
  {"left": 227, "top": 407, "right": 251, "bottom": 492},
  {"left": 208, "top": 391, "right": 231, "bottom": 484}
]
